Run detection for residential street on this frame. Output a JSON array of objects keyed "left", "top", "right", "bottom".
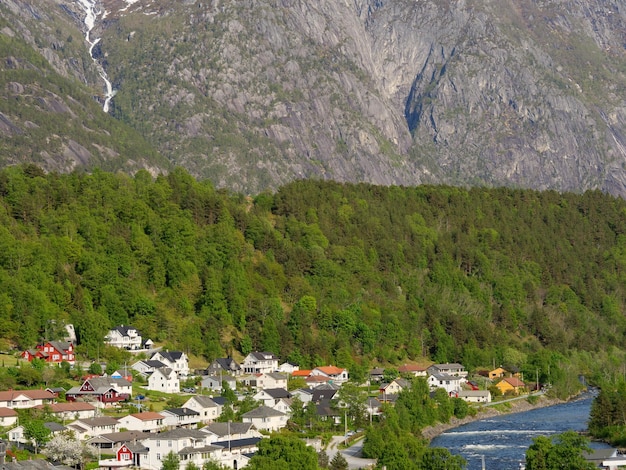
[{"left": 326, "top": 435, "right": 376, "bottom": 469}]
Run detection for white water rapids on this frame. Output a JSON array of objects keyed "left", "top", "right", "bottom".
[{"left": 76, "top": 0, "right": 115, "bottom": 112}]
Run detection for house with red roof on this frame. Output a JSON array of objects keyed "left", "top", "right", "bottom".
[
  {"left": 398, "top": 364, "right": 428, "bottom": 377},
  {"left": 34, "top": 402, "right": 97, "bottom": 420},
  {"left": 0, "top": 390, "right": 56, "bottom": 409},
  {"left": 495, "top": 377, "right": 526, "bottom": 396},
  {"left": 0, "top": 407, "right": 18, "bottom": 427},
  {"left": 21, "top": 341, "right": 75, "bottom": 365},
  {"left": 117, "top": 411, "right": 165, "bottom": 432}
]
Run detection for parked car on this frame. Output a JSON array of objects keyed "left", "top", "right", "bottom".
[{"left": 182, "top": 387, "right": 196, "bottom": 393}]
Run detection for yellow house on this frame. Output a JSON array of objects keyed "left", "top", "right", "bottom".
[
  {"left": 489, "top": 367, "right": 508, "bottom": 380},
  {"left": 495, "top": 377, "right": 526, "bottom": 395}
]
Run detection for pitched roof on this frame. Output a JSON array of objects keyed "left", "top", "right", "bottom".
[
  {"left": 501, "top": 377, "right": 525, "bottom": 387},
  {"left": 163, "top": 407, "right": 199, "bottom": 417},
  {"left": 203, "top": 422, "right": 254, "bottom": 437},
  {"left": 48, "top": 341, "right": 73, "bottom": 352},
  {"left": 128, "top": 411, "right": 165, "bottom": 421},
  {"left": 259, "top": 388, "right": 291, "bottom": 399},
  {"left": 87, "top": 431, "right": 151, "bottom": 445},
  {"left": 0, "top": 390, "right": 56, "bottom": 401},
  {"left": 35, "top": 402, "right": 96, "bottom": 413},
  {"left": 110, "top": 325, "right": 139, "bottom": 336},
  {"left": 76, "top": 416, "right": 119, "bottom": 427},
  {"left": 187, "top": 395, "right": 220, "bottom": 408},
  {"left": 248, "top": 351, "right": 278, "bottom": 361},
  {"left": 214, "top": 437, "right": 262, "bottom": 450},
  {"left": 212, "top": 358, "right": 241, "bottom": 372},
  {"left": 0, "top": 407, "right": 17, "bottom": 417},
  {"left": 156, "top": 351, "right": 185, "bottom": 362},
  {"left": 241, "top": 405, "right": 286, "bottom": 419},
  {"left": 314, "top": 366, "right": 345, "bottom": 376},
  {"left": 292, "top": 369, "right": 312, "bottom": 377}
]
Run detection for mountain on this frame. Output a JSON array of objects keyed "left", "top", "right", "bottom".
[{"left": 1, "top": 0, "right": 626, "bottom": 195}]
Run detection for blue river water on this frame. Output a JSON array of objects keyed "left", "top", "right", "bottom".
[{"left": 430, "top": 392, "right": 610, "bottom": 470}]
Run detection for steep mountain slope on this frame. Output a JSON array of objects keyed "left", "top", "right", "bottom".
[
  {"left": 1, "top": 0, "right": 626, "bottom": 195},
  {"left": 0, "top": 0, "right": 169, "bottom": 175}
]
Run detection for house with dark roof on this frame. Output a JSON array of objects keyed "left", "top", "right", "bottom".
[
  {"left": 149, "top": 351, "right": 189, "bottom": 377},
  {"left": 242, "top": 352, "right": 279, "bottom": 374},
  {"left": 207, "top": 358, "right": 242, "bottom": 377},
  {"left": 140, "top": 428, "right": 222, "bottom": 470},
  {"left": 105, "top": 325, "right": 143, "bottom": 350},
  {"left": 161, "top": 407, "right": 201, "bottom": 429},
  {"left": 87, "top": 431, "right": 151, "bottom": 451},
  {"left": 131, "top": 359, "right": 167, "bottom": 377},
  {"left": 182, "top": 395, "right": 223, "bottom": 423},
  {"left": 21, "top": 341, "right": 75, "bottom": 365},
  {"left": 241, "top": 406, "right": 288, "bottom": 431},
  {"left": 66, "top": 376, "right": 132, "bottom": 405}
]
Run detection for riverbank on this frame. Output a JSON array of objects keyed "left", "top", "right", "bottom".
[{"left": 421, "top": 394, "right": 564, "bottom": 440}]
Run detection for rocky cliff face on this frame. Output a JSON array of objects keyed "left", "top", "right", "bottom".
[{"left": 2, "top": 0, "right": 626, "bottom": 195}]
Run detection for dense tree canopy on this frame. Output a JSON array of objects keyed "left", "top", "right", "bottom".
[{"left": 0, "top": 166, "right": 625, "bottom": 386}]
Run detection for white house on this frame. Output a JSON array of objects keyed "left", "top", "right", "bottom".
[
  {"left": 161, "top": 407, "right": 201, "bottom": 429},
  {"left": 105, "top": 325, "right": 143, "bottom": 350},
  {"left": 255, "top": 372, "right": 289, "bottom": 390},
  {"left": 117, "top": 411, "right": 165, "bottom": 432},
  {"left": 33, "top": 402, "right": 97, "bottom": 421},
  {"left": 140, "top": 428, "right": 223, "bottom": 470},
  {"left": 253, "top": 388, "right": 291, "bottom": 408},
  {"left": 0, "top": 408, "right": 18, "bottom": 427},
  {"left": 66, "top": 416, "right": 120, "bottom": 439},
  {"left": 428, "top": 373, "right": 464, "bottom": 395},
  {"left": 278, "top": 362, "right": 299, "bottom": 374},
  {"left": 206, "top": 358, "right": 242, "bottom": 377},
  {"left": 242, "top": 351, "right": 279, "bottom": 374},
  {"left": 241, "top": 405, "right": 288, "bottom": 431},
  {"left": 309, "top": 366, "right": 349, "bottom": 385},
  {"left": 150, "top": 351, "right": 189, "bottom": 377},
  {"left": 427, "top": 363, "right": 468, "bottom": 378},
  {"left": 0, "top": 390, "right": 56, "bottom": 409},
  {"left": 183, "top": 395, "right": 223, "bottom": 423},
  {"left": 131, "top": 359, "right": 167, "bottom": 377},
  {"left": 457, "top": 390, "right": 492, "bottom": 403},
  {"left": 148, "top": 367, "right": 180, "bottom": 393}
]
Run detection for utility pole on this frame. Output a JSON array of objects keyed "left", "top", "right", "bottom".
[{"left": 344, "top": 409, "right": 347, "bottom": 446}]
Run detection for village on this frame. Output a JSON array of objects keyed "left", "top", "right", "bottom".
[{"left": 4, "top": 324, "right": 533, "bottom": 469}]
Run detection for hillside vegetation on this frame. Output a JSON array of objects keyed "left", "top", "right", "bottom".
[{"left": 1, "top": 166, "right": 626, "bottom": 389}]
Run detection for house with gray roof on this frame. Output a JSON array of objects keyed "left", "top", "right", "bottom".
[{"left": 241, "top": 405, "right": 288, "bottom": 431}]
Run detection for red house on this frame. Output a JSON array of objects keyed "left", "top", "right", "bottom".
[
  {"left": 66, "top": 377, "right": 132, "bottom": 405},
  {"left": 22, "top": 341, "right": 75, "bottom": 365},
  {"left": 99, "top": 443, "right": 147, "bottom": 469}
]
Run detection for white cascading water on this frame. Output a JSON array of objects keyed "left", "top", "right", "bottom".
[{"left": 76, "top": 0, "right": 115, "bottom": 112}]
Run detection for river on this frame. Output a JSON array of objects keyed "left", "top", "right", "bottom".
[{"left": 430, "top": 392, "right": 610, "bottom": 469}]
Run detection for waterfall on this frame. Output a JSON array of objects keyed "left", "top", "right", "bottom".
[{"left": 76, "top": 0, "right": 116, "bottom": 112}]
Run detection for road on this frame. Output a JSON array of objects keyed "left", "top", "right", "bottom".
[{"left": 326, "top": 435, "right": 376, "bottom": 469}]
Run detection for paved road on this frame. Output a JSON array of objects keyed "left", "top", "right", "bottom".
[{"left": 326, "top": 435, "right": 376, "bottom": 469}]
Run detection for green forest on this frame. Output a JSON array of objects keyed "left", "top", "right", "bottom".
[{"left": 1, "top": 165, "right": 626, "bottom": 389}]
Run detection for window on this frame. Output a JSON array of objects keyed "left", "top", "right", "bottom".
[
  {"left": 168, "top": 440, "right": 172, "bottom": 448},
  {"left": 157, "top": 454, "right": 161, "bottom": 461},
  {"left": 156, "top": 440, "right": 160, "bottom": 447}
]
